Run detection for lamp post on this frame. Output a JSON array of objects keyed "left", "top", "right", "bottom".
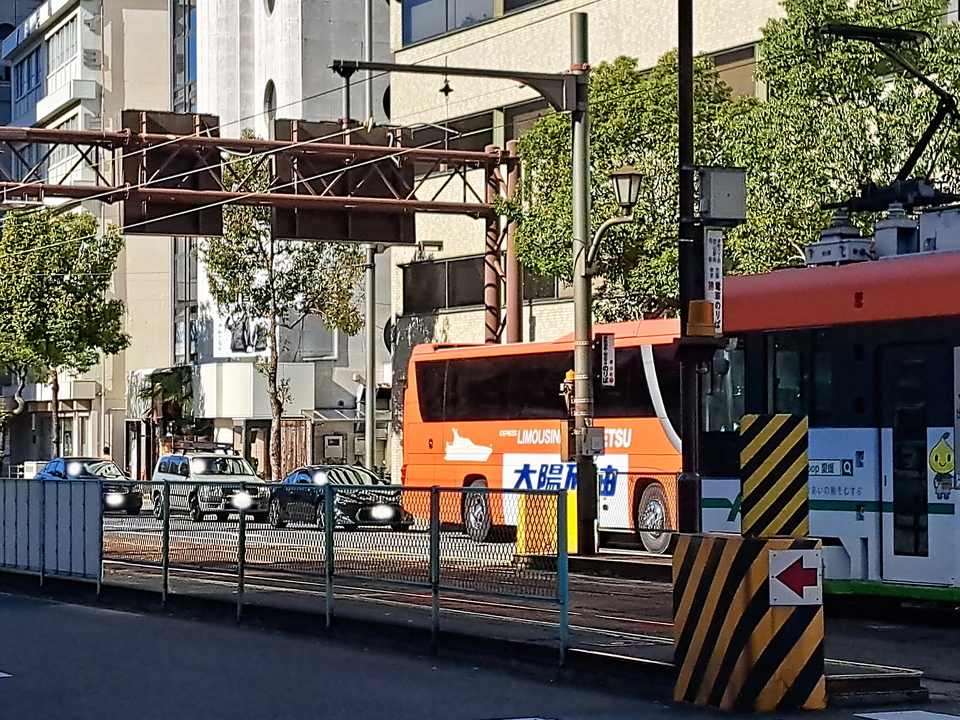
[{"left": 575, "top": 165, "right": 642, "bottom": 555}]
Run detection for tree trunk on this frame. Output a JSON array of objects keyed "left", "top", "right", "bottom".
[
  {"left": 266, "top": 230, "right": 283, "bottom": 484},
  {"left": 267, "top": 308, "right": 283, "bottom": 483},
  {"left": 50, "top": 369, "right": 61, "bottom": 458}
]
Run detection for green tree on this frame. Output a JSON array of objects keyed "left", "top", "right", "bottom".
[
  {"left": 0, "top": 210, "right": 129, "bottom": 457},
  {"left": 200, "top": 134, "right": 365, "bottom": 482},
  {"left": 725, "top": 0, "right": 960, "bottom": 272},
  {"left": 510, "top": 0, "right": 960, "bottom": 319},
  {"left": 510, "top": 53, "right": 753, "bottom": 320}
]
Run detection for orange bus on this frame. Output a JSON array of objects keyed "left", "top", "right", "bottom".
[{"left": 401, "top": 319, "right": 682, "bottom": 551}]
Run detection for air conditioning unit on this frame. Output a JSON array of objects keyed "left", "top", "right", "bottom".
[
  {"left": 82, "top": 49, "right": 102, "bottom": 68},
  {"left": 21, "top": 460, "right": 46, "bottom": 479}
]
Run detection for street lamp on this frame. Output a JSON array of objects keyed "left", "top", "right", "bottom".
[
  {"left": 586, "top": 167, "right": 643, "bottom": 272},
  {"left": 610, "top": 166, "right": 643, "bottom": 212}
]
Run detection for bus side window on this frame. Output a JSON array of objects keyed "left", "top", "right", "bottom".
[{"left": 415, "top": 360, "right": 446, "bottom": 422}]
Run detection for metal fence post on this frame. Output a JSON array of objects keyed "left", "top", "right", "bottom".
[
  {"left": 39, "top": 480, "right": 46, "bottom": 586},
  {"left": 324, "top": 484, "right": 335, "bottom": 631},
  {"left": 237, "top": 483, "right": 246, "bottom": 623},
  {"left": 429, "top": 486, "right": 440, "bottom": 652},
  {"left": 558, "top": 489, "right": 570, "bottom": 666},
  {"left": 162, "top": 481, "right": 170, "bottom": 605}
]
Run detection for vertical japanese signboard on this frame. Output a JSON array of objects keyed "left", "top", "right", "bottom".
[
  {"left": 598, "top": 333, "right": 615, "bottom": 387},
  {"left": 704, "top": 229, "right": 723, "bottom": 334}
]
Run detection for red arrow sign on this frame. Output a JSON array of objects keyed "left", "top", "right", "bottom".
[{"left": 775, "top": 557, "right": 818, "bottom": 597}]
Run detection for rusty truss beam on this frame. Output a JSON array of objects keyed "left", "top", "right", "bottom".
[{"left": 0, "top": 111, "right": 508, "bottom": 243}]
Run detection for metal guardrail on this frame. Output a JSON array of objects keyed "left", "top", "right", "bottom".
[
  {"left": 0, "top": 477, "right": 102, "bottom": 582},
  {"left": 101, "top": 481, "right": 570, "bottom": 661}
]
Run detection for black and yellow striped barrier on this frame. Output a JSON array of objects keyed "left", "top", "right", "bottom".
[
  {"left": 673, "top": 534, "right": 825, "bottom": 711},
  {"left": 740, "top": 414, "right": 809, "bottom": 538}
]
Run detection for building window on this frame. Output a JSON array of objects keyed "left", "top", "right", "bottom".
[
  {"left": 48, "top": 114, "right": 80, "bottom": 182},
  {"left": 403, "top": 256, "right": 485, "bottom": 313},
  {"left": 264, "top": 80, "right": 276, "bottom": 137},
  {"left": 174, "top": 237, "right": 198, "bottom": 304},
  {"left": 402, "top": 0, "right": 494, "bottom": 46},
  {"left": 172, "top": 0, "right": 197, "bottom": 113},
  {"left": 46, "top": 17, "right": 77, "bottom": 94},
  {"left": 14, "top": 46, "right": 42, "bottom": 100},
  {"left": 713, "top": 45, "right": 757, "bottom": 99}
]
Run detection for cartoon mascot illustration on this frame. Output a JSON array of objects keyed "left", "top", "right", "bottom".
[{"left": 929, "top": 433, "right": 954, "bottom": 500}]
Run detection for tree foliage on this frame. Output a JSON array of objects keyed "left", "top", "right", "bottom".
[
  {"left": 200, "top": 131, "right": 365, "bottom": 481},
  {"left": 0, "top": 209, "right": 129, "bottom": 456},
  {"left": 510, "top": 0, "right": 960, "bottom": 320}
]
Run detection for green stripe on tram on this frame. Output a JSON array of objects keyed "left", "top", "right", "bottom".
[
  {"left": 810, "top": 500, "right": 954, "bottom": 515},
  {"left": 701, "top": 498, "right": 956, "bottom": 516}
]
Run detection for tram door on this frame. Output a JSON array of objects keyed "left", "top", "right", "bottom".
[{"left": 879, "top": 344, "right": 955, "bottom": 586}]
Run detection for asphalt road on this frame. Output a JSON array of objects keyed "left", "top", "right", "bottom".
[{"left": 0, "top": 591, "right": 668, "bottom": 720}]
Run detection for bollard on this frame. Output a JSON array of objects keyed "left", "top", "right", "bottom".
[
  {"left": 162, "top": 481, "right": 170, "bottom": 604},
  {"left": 324, "top": 485, "right": 335, "bottom": 631},
  {"left": 557, "top": 489, "right": 569, "bottom": 666},
  {"left": 236, "top": 483, "right": 247, "bottom": 623},
  {"left": 429, "top": 486, "right": 440, "bottom": 652},
  {"left": 673, "top": 534, "right": 825, "bottom": 711}
]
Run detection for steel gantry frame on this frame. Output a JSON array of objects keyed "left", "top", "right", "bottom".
[{"left": 0, "top": 121, "right": 506, "bottom": 223}]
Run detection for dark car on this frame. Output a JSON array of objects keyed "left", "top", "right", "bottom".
[
  {"left": 267, "top": 465, "right": 412, "bottom": 531},
  {"left": 35, "top": 457, "right": 143, "bottom": 515}
]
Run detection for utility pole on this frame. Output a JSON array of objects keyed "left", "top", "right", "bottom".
[
  {"left": 569, "top": 12, "right": 597, "bottom": 555},
  {"left": 364, "top": 244, "right": 378, "bottom": 471},
  {"left": 677, "top": 0, "right": 702, "bottom": 533},
  {"left": 363, "top": 0, "right": 373, "bottom": 122}
]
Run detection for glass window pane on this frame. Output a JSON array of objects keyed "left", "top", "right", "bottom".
[
  {"left": 403, "top": 0, "right": 448, "bottom": 45},
  {"left": 450, "top": 0, "right": 493, "bottom": 31},
  {"left": 446, "top": 257, "right": 484, "bottom": 308},
  {"left": 403, "top": 262, "right": 446, "bottom": 313}
]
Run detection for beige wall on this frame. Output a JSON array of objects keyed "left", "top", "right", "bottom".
[
  {"left": 102, "top": 0, "right": 173, "bottom": 457},
  {"left": 390, "top": 0, "right": 783, "bottom": 125}
]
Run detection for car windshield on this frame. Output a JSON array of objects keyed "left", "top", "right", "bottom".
[
  {"left": 65, "top": 460, "right": 124, "bottom": 479},
  {"left": 322, "top": 467, "right": 389, "bottom": 486},
  {"left": 189, "top": 456, "right": 256, "bottom": 477}
]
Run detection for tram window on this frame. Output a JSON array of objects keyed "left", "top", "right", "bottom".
[
  {"left": 771, "top": 342, "right": 805, "bottom": 415},
  {"left": 767, "top": 330, "right": 832, "bottom": 424},
  {"left": 703, "top": 343, "right": 745, "bottom": 432},
  {"left": 812, "top": 330, "right": 833, "bottom": 425}
]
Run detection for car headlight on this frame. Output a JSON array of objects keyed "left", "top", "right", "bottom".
[
  {"left": 370, "top": 504, "right": 394, "bottom": 520},
  {"left": 105, "top": 493, "right": 125, "bottom": 507},
  {"left": 231, "top": 491, "right": 253, "bottom": 510}
]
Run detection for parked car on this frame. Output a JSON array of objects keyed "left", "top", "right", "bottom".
[
  {"left": 150, "top": 453, "right": 270, "bottom": 523},
  {"left": 35, "top": 457, "right": 143, "bottom": 515},
  {"left": 267, "top": 465, "right": 412, "bottom": 531}
]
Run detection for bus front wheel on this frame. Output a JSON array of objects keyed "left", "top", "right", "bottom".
[
  {"left": 634, "top": 483, "right": 671, "bottom": 554},
  {"left": 463, "top": 479, "right": 492, "bottom": 543}
]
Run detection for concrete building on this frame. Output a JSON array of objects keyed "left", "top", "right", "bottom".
[
  {"left": 384, "top": 1, "right": 787, "bottom": 471},
  {"left": 135, "top": 0, "right": 396, "bottom": 477},
  {"left": 0, "top": 1, "right": 43, "bottom": 126},
  {"left": 0, "top": 0, "right": 171, "bottom": 473}
]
